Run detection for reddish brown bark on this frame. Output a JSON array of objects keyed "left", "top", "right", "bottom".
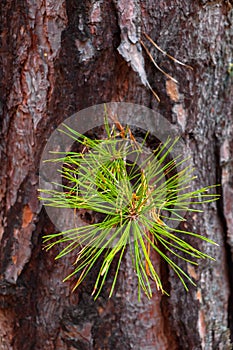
[{"left": 0, "top": 1, "right": 232, "bottom": 349}]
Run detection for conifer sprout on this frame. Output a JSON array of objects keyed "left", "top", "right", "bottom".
[{"left": 39, "top": 106, "right": 219, "bottom": 299}]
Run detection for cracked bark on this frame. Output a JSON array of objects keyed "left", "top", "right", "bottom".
[{"left": 0, "top": 0, "right": 232, "bottom": 349}]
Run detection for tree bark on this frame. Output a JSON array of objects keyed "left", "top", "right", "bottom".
[{"left": 0, "top": 1, "right": 232, "bottom": 349}]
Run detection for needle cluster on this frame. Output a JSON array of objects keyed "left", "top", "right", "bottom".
[{"left": 39, "top": 119, "right": 219, "bottom": 299}]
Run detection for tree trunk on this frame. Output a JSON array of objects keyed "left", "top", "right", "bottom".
[{"left": 0, "top": 1, "right": 232, "bottom": 349}]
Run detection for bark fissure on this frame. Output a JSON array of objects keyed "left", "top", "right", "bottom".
[{"left": 214, "top": 137, "right": 233, "bottom": 345}]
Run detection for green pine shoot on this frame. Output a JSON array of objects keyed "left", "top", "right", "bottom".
[{"left": 39, "top": 119, "right": 219, "bottom": 299}]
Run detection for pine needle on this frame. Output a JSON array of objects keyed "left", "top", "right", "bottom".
[{"left": 39, "top": 119, "right": 219, "bottom": 299}]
